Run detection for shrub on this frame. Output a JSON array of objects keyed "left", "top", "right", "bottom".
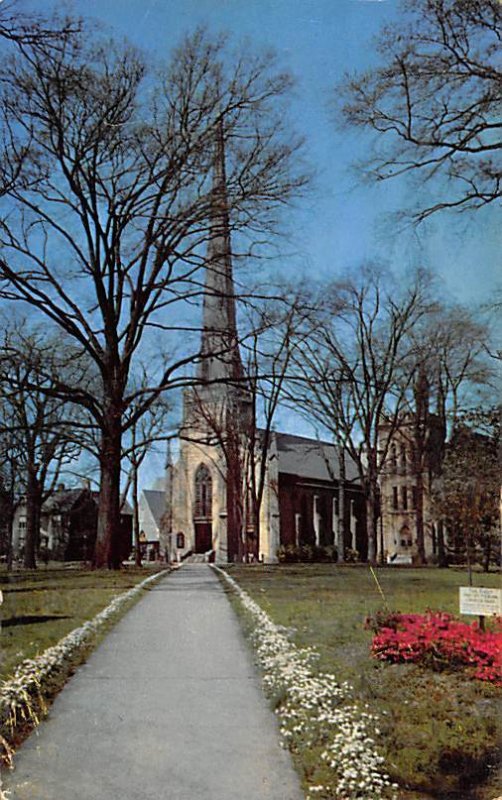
[
  {"left": 277, "top": 544, "right": 338, "bottom": 563},
  {"left": 369, "top": 611, "right": 502, "bottom": 686}
]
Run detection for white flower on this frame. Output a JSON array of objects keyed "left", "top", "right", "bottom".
[{"left": 213, "top": 566, "right": 396, "bottom": 800}]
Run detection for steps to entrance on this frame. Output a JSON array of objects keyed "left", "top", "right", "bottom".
[{"left": 186, "top": 552, "right": 209, "bottom": 563}]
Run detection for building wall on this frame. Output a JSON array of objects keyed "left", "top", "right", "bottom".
[
  {"left": 257, "top": 436, "right": 280, "bottom": 563},
  {"left": 379, "top": 423, "right": 436, "bottom": 561},
  {"left": 277, "top": 474, "right": 366, "bottom": 559},
  {"left": 171, "top": 436, "right": 228, "bottom": 561}
]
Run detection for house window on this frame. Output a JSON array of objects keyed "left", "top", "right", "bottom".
[
  {"left": 400, "top": 525, "right": 412, "bottom": 548},
  {"left": 401, "top": 486, "right": 408, "bottom": 511},
  {"left": 176, "top": 532, "right": 185, "bottom": 549},
  {"left": 194, "top": 464, "right": 212, "bottom": 519},
  {"left": 392, "top": 487, "right": 398, "bottom": 510},
  {"left": 18, "top": 516, "right": 26, "bottom": 545},
  {"left": 390, "top": 444, "right": 397, "bottom": 469}
]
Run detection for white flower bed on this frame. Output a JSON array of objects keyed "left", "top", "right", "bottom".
[
  {"left": 0, "top": 570, "right": 167, "bottom": 736},
  {"left": 215, "top": 566, "right": 397, "bottom": 800}
]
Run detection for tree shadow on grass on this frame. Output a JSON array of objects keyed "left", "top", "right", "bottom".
[{"left": 1, "top": 615, "right": 71, "bottom": 627}]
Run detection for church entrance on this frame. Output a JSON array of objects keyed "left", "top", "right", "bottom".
[
  {"left": 194, "top": 521, "right": 212, "bottom": 553},
  {"left": 193, "top": 463, "right": 213, "bottom": 554}
]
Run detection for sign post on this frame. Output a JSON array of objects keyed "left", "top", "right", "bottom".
[{"left": 459, "top": 586, "right": 502, "bottom": 631}]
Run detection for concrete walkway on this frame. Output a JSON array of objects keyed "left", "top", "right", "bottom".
[{"left": 2, "top": 565, "right": 303, "bottom": 800}]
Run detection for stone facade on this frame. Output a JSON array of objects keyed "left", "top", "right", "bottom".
[{"left": 378, "top": 416, "right": 443, "bottom": 563}]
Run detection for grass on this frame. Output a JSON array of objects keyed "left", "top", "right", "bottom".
[
  {"left": 0, "top": 564, "right": 164, "bottom": 681},
  {"left": 223, "top": 564, "right": 501, "bottom": 800}
]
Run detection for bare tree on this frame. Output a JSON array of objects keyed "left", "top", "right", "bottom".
[
  {"left": 290, "top": 268, "right": 431, "bottom": 563},
  {"left": 0, "top": 25, "right": 307, "bottom": 567},
  {"left": 0, "top": 2, "right": 80, "bottom": 48},
  {"left": 242, "top": 294, "right": 312, "bottom": 558},
  {"left": 0, "top": 413, "right": 23, "bottom": 570},
  {"left": 0, "top": 327, "right": 88, "bottom": 568},
  {"left": 432, "top": 409, "right": 500, "bottom": 577},
  {"left": 399, "top": 305, "right": 493, "bottom": 563},
  {"left": 121, "top": 394, "right": 173, "bottom": 567},
  {"left": 338, "top": 0, "right": 501, "bottom": 221}
]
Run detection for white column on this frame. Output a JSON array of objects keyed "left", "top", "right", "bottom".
[
  {"left": 350, "top": 500, "right": 357, "bottom": 550},
  {"left": 313, "top": 495, "right": 320, "bottom": 546}
]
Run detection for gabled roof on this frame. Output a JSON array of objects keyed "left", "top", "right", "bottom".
[
  {"left": 120, "top": 499, "right": 133, "bottom": 516},
  {"left": 275, "top": 432, "right": 360, "bottom": 484},
  {"left": 141, "top": 490, "right": 165, "bottom": 526},
  {"left": 43, "top": 489, "right": 86, "bottom": 514},
  {"left": 90, "top": 491, "right": 133, "bottom": 515}
]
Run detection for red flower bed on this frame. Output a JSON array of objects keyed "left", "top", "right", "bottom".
[{"left": 368, "top": 611, "right": 502, "bottom": 686}]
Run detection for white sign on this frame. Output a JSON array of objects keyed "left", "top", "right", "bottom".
[{"left": 459, "top": 586, "right": 502, "bottom": 617}]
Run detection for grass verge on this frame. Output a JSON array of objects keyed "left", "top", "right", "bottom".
[{"left": 221, "top": 564, "right": 501, "bottom": 800}]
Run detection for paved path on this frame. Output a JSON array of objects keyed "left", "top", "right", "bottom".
[{"left": 2, "top": 565, "right": 303, "bottom": 800}]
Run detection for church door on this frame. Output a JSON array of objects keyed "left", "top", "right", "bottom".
[
  {"left": 194, "top": 522, "right": 212, "bottom": 553},
  {"left": 193, "top": 464, "right": 213, "bottom": 553}
]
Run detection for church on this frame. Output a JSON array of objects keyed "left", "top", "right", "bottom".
[{"left": 162, "top": 132, "right": 367, "bottom": 564}]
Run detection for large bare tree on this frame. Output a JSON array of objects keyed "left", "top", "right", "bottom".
[
  {"left": 401, "top": 305, "right": 494, "bottom": 563},
  {"left": 0, "top": 23, "right": 306, "bottom": 566},
  {"left": 0, "top": 326, "right": 88, "bottom": 568},
  {"left": 290, "top": 268, "right": 432, "bottom": 563},
  {"left": 338, "top": 0, "right": 501, "bottom": 221}
]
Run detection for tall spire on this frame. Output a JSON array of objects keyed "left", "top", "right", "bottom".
[{"left": 198, "top": 119, "right": 243, "bottom": 384}]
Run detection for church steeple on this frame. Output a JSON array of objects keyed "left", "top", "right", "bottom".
[{"left": 198, "top": 120, "right": 243, "bottom": 384}]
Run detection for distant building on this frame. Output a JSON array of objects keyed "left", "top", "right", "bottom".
[
  {"left": 12, "top": 485, "right": 133, "bottom": 562},
  {"left": 138, "top": 489, "right": 165, "bottom": 559},
  {"left": 378, "top": 415, "right": 443, "bottom": 563}
]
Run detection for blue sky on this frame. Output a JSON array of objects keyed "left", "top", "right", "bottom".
[
  {"left": 22, "top": 0, "right": 501, "bottom": 485},
  {"left": 37, "top": 0, "right": 498, "bottom": 307}
]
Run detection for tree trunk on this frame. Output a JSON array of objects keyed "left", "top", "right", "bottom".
[
  {"left": 225, "top": 399, "right": 244, "bottom": 562},
  {"left": 365, "top": 454, "right": 379, "bottom": 564},
  {"left": 366, "top": 495, "right": 377, "bottom": 564},
  {"left": 437, "top": 519, "right": 447, "bottom": 567},
  {"left": 23, "top": 462, "right": 40, "bottom": 569},
  {"left": 226, "top": 441, "right": 243, "bottom": 562},
  {"left": 6, "top": 503, "right": 14, "bottom": 572},
  {"left": 482, "top": 537, "right": 491, "bottom": 573},
  {"left": 95, "top": 417, "right": 122, "bottom": 569},
  {"left": 466, "top": 528, "right": 473, "bottom": 586},
  {"left": 415, "top": 468, "right": 426, "bottom": 564},
  {"left": 337, "top": 449, "right": 346, "bottom": 562},
  {"left": 132, "top": 457, "right": 142, "bottom": 568}
]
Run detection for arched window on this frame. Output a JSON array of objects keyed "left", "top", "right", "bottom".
[{"left": 194, "top": 464, "right": 212, "bottom": 519}]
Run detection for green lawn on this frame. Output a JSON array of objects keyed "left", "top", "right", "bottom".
[
  {"left": 224, "top": 564, "right": 501, "bottom": 800},
  {"left": 0, "top": 564, "right": 163, "bottom": 681}
]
